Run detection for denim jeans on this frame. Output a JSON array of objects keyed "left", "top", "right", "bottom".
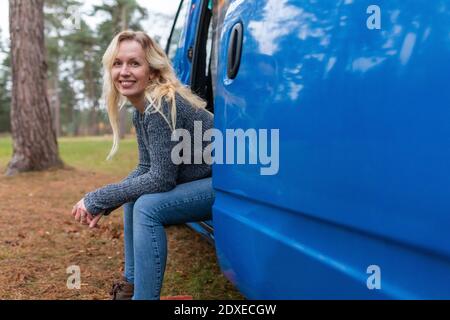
[{"left": 122, "top": 177, "right": 214, "bottom": 300}]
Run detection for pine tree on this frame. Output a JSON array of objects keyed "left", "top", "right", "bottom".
[
  {"left": 6, "top": 0, "right": 63, "bottom": 176},
  {"left": 0, "top": 28, "right": 11, "bottom": 133}
]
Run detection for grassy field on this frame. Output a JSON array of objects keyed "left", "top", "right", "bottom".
[
  {"left": 1, "top": 135, "right": 140, "bottom": 175},
  {"left": 0, "top": 135, "right": 244, "bottom": 300}
]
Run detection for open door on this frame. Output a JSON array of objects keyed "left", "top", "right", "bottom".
[{"left": 166, "top": 0, "right": 217, "bottom": 242}]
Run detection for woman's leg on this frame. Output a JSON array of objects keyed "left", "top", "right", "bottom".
[
  {"left": 123, "top": 202, "right": 135, "bottom": 283},
  {"left": 132, "top": 177, "right": 214, "bottom": 300}
]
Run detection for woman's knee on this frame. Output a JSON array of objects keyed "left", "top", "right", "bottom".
[{"left": 132, "top": 194, "right": 168, "bottom": 224}]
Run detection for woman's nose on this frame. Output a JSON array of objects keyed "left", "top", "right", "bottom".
[{"left": 120, "top": 65, "right": 131, "bottom": 76}]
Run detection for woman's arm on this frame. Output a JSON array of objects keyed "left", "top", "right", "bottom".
[{"left": 83, "top": 107, "right": 179, "bottom": 216}]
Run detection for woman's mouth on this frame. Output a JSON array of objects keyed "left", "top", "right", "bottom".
[{"left": 119, "top": 80, "right": 136, "bottom": 89}]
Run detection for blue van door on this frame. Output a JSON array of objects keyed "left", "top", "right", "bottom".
[
  {"left": 212, "top": 0, "right": 450, "bottom": 299},
  {"left": 167, "top": 0, "right": 216, "bottom": 242}
]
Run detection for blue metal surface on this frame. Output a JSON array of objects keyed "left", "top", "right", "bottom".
[
  {"left": 171, "top": 0, "right": 202, "bottom": 85},
  {"left": 211, "top": 0, "right": 450, "bottom": 299}
]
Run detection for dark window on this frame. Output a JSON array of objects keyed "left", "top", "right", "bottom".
[{"left": 191, "top": 0, "right": 214, "bottom": 113}]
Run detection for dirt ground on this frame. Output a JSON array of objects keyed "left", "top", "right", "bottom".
[{"left": 0, "top": 167, "right": 243, "bottom": 300}]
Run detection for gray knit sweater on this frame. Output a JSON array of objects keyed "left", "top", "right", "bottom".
[{"left": 84, "top": 94, "right": 213, "bottom": 216}]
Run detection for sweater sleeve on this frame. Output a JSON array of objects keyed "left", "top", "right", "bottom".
[
  {"left": 84, "top": 105, "right": 179, "bottom": 216},
  {"left": 98, "top": 164, "right": 150, "bottom": 217}
]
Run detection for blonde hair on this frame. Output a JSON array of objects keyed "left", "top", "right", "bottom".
[{"left": 102, "top": 30, "right": 207, "bottom": 160}]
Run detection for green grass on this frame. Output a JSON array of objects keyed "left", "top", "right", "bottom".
[
  {"left": 0, "top": 136, "right": 12, "bottom": 169},
  {"left": 58, "top": 136, "right": 138, "bottom": 175},
  {"left": 0, "top": 135, "right": 138, "bottom": 175}
]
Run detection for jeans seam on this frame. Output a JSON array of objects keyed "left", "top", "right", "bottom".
[
  {"left": 124, "top": 204, "right": 135, "bottom": 284},
  {"left": 149, "top": 221, "right": 162, "bottom": 300},
  {"left": 149, "top": 194, "right": 215, "bottom": 217}
]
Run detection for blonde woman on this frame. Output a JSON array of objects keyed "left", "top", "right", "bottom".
[{"left": 71, "top": 31, "right": 214, "bottom": 300}]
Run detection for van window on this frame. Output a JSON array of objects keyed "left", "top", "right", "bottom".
[
  {"left": 166, "top": 0, "right": 189, "bottom": 61},
  {"left": 191, "top": 0, "right": 214, "bottom": 112},
  {"left": 205, "top": 15, "right": 214, "bottom": 76}
]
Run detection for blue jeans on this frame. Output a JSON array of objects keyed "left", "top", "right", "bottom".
[{"left": 122, "top": 177, "right": 214, "bottom": 300}]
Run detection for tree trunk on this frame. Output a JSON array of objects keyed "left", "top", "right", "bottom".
[
  {"left": 48, "top": 74, "right": 61, "bottom": 137},
  {"left": 6, "top": 0, "right": 63, "bottom": 176},
  {"left": 84, "top": 55, "right": 98, "bottom": 136}
]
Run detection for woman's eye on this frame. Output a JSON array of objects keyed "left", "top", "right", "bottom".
[
  {"left": 113, "top": 61, "right": 122, "bottom": 66},
  {"left": 131, "top": 62, "right": 140, "bottom": 67}
]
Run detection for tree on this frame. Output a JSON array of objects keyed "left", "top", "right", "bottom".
[
  {"left": 0, "top": 63, "right": 11, "bottom": 133},
  {"left": 44, "top": 0, "right": 106, "bottom": 137},
  {"left": 0, "top": 28, "right": 11, "bottom": 133},
  {"left": 64, "top": 20, "right": 103, "bottom": 136},
  {"left": 93, "top": 0, "right": 148, "bottom": 45},
  {"left": 6, "top": 0, "right": 63, "bottom": 176},
  {"left": 44, "top": 0, "right": 83, "bottom": 137},
  {"left": 59, "top": 76, "right": 78, "bottom": 135}
]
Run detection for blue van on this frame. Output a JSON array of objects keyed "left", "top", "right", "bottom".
[{"left": 165, "top": 0, "right": 450, "bottom": 299}]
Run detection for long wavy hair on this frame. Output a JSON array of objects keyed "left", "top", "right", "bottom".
[{"left": 102, "top": 30, "right": 207, "bottom": 160}]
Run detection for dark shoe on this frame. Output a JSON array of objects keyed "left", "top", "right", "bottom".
[{"left": 110, "top": 277, "right": 134, "bottom": 300}]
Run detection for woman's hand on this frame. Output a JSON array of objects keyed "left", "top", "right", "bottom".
[{"left": 71, "top": 198, "right": 103, "bottom": 229}]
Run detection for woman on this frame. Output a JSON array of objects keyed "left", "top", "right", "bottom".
[{"left": 71, "top": 30, "right": 214, "bottom": 300}]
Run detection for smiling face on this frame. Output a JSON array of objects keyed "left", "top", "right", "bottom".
[{"left": 111, "top": 39, "right": 152, "bottom": 109}]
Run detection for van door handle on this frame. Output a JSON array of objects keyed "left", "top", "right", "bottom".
[{"left": 227, "top": 22, "right": 243, "bottom": 79}]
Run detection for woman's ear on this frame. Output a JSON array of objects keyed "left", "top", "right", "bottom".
[{"left": 149, "top": 70, "right": 158, "bottom": 81}]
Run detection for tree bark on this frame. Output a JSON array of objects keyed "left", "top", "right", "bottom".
[
  {"left": 83, "top": 55, "right": 99, "bottom": 136},
  {"left": 6, "top": 0, "right": 63, "bottom": 176},
  {"left": 48, "top": 74, "right": 61, "bottom": 137}
]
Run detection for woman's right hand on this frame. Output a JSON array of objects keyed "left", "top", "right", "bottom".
[{"left": 87, "top": 212, "right": 103, "bottom": 229}]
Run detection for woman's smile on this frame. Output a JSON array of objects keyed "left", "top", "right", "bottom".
[{"left": 119, "top": 80, "right": 137, "bottom": 89}]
